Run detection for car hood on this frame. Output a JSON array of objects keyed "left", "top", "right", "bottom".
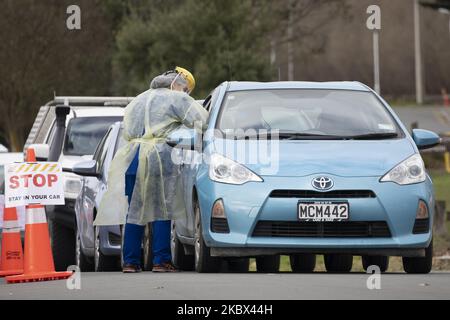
[
  {"left": 212, "top": 138, "right": 416, "bottom": 177},
  {"left": 58, "top": 155, "right": 93, "bottom": 170}
]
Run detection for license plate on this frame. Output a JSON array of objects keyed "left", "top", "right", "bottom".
[{"left": 298, "top": 201, "right": 349, "bottom": 222}]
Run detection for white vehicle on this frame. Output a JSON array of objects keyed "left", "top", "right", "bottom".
[{"left": 25, "top": 97, "right": 131, "bottom": 270}]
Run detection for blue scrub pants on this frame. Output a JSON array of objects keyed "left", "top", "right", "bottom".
[{"left": 122, "top": 148, "right": 172, "bottom": 266}]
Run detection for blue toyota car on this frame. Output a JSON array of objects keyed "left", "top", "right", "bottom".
[{"left": 169, "top": 81, "right": 440, "bottom": 274}]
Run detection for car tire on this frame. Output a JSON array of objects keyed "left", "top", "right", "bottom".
[
  {"left": 94, "top": 226, "right": 120, "bottom": 272},
  {"left": 403, "top": 239, "right": 433, "bottom": 274},
  {"left": 324, "top": 254, "right": 353, "bottom": 273},
  {"left": 362, "top": 255, "right": 389, "bottom": 273},
  {"left": 171, "top": 221, "right": 194, "bottom": 271},
  {"left": 290, "top": 254, "right": 316, "bottom": 273},
  {"left": 256, "top": 255, "right": 280, "bottom": 273},
  {"left": 75, "top": 226, "right": 94, "bottom": 272},
  {"left": 194, "top": 198, "right": 221, "bottom": 273},
  {"left": 142, "top": 223, "right": 153, "bottom": 271},
  {"left": 49, "top": 218, "right": 76, "bottom": 271},
  {"left": 227, "top": 258, "right": 250, "bottom": 273}
]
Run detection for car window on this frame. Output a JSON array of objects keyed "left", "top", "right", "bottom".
[
  {"left": 203, "top": 96, "right": 212, "bottom": 111},
  {"left": 95, "top": 129, "right": 113, "bottom": 175},
  {"left": 217, "top": 89, "right": 401, "bottom": 138},
  {"left": 203, "top": 89, "right": 220, "bottom": 124},
  {"left": 63, "top": 117, "right": 122, "bottom": 156},
  {"left": 210, "top": 88, "right": 220, "bottom": 110},
  {"left": 93, "top": 129, "right": 108, "bottom": 162},
  {"left": 114, "top": 128, "right": 125, "bottom": 155}
]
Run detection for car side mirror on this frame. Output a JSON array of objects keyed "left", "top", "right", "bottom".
[
  {"left": 29, "top": 144, "right": 50, "bottom": 161},
  {"left": 166, "top": 129, "right": 197, "bottom": 150},
  {"left": 412, "top": 129, "right": 441, "bottom": 150},
  {"left": 71, "top": 160, "right": 100, "bottom": 178}
]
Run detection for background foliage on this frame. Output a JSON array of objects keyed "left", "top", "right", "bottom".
[{"left": 0, "top": 0, "right": 449, "bottom": 150}]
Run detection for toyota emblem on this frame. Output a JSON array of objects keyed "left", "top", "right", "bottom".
[{"left": 312, "top": 176, "right": 334, "bottom": 191}]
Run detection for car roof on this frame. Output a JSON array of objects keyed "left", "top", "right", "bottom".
[
  {"left": 0, "top": 153, "right": 23, "bottom": 165},
  {"left": 226, "top": 81, "right": 371, "bottom": 92}
]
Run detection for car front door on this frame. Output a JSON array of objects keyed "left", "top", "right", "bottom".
[{"left": 179, "top": 92, "right": 216, "bottom": 239}]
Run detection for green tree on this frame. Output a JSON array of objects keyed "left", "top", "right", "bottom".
[
  {"left": 0, "top": 0, "right": 115, "bottom": 151},
  {"left": 112, "top": 0, "right": 272, "bottom": 98}
]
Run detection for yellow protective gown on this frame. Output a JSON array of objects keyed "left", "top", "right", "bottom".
[{"left": 94, "top": 88, "right": 209, "bottom": 226}]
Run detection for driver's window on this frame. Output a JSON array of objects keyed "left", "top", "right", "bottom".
[
  {"left": 203, "top": 89, "right": 220, "bottom": 125},
  {"left": 203, "top": 95, "right": 212, "bottom": 112}
]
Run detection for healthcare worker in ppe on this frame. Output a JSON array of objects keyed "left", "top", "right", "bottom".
[{"left": 94, "top": 67, "right": 209, "bottom": 273}]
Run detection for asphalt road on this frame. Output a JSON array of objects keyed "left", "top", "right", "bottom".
[{"left": 0, "top": 272, "right": 449, "bottom": 300}]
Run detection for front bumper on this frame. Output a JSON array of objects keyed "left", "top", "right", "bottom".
[{"left": 197, "top": 173, "right": 434, "bottom": 257}]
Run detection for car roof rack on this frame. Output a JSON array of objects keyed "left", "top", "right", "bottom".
[{"left": 46, "top": 96, "right": 135, "bottom": 107}]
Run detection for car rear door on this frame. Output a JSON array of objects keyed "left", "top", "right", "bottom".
[{"left": 79, "top": 128, "right": 113, "bottom": 249}]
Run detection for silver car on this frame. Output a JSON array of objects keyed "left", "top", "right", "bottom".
[{"left": 73, "top": 122, "right": 153, "bottom": 271}]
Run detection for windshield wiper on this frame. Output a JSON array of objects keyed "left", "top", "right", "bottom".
[
  {"left": 345, "top": 132, "right": 399, "bottom": 140},
  {"left": 231, "top": 133, "right": 270, "bottom": 140},
  {"left": 278, "top": 132, "right": 344, "bottom": 140},
  {"left": 229, "top": 131, "right": 399, "bottom": 141}
]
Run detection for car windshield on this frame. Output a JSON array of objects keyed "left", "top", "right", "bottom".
[
  {"left": 217, "top": 89, "right": 402, "bottom": 139},
  {"left": 64, "top": 117, "right": 122, "bottom": 156}
]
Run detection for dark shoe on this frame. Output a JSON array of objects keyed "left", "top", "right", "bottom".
[
  {"left": 152, "top": 262, "right": 179, "bottom": 273},
  {"left": 122, "top": 264, "right": 142, "bottom": 273}
]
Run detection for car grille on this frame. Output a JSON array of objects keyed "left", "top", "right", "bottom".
[
  {"left": 269, "top": 190, "right": 376, "bottom": 199},
  {"left": 211, "top": 218, "right": 230, "bottom": 234},
  {"left": 252, "top": 221, "right": 391, "bottom": 238},
  {"left": 413, "top": 219, "right": 430, "bottom": 234}
]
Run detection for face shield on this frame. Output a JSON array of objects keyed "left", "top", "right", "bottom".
[
  {"left": 170, "top": 73, "right": 191, "bottom": 94},
  {"left": 150, "top": 68, "right": 195, "bottom": 95}
]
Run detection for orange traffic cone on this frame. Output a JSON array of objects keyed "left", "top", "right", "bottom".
[
  {"left": 5, "top": 148, "right": 72, "bottom": 284},
  {"left": 0, "top": 207, "right": 24, "bottom": 277}
]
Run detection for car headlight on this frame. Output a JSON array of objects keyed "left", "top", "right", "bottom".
[
  {"left": 380, "top": 154, "right": 426, "bottom": 185},
  {"left": 64, "top": 176, "right": 82, "bottom": 195},
  {"left": 209, "top": 153, "right": 263, "bottom": 185}
]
